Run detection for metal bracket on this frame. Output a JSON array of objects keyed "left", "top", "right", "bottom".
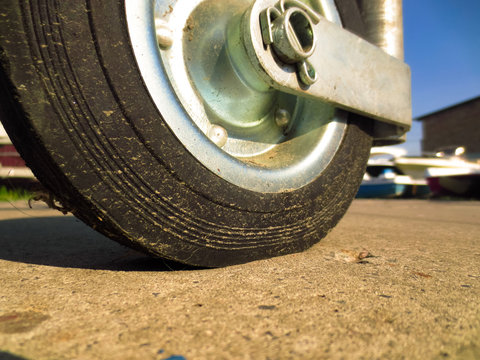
[{"left": 243, "top": 0, "right": 412, "bottom": 139}]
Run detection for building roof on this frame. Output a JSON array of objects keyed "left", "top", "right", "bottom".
[{"left": 415, "top": 95, "right": 480, "bottom": 121}]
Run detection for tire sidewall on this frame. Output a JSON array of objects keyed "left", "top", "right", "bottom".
[{"left": 0, "top": 0, "right": 372, "bottom": 266}]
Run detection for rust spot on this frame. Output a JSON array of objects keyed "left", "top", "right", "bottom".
[
  {"left": 0, "top": 311, "right": 50, "bottom": 334},
  {"left": 183, "top": 16, "right": 195, "bottom": 42},
  {"left": 163, "top": 5, "right": 174, "bottom": 17}
]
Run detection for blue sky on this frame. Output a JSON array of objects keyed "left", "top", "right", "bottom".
[{"left": 395, "top": 0, "right": 480, "bottom": 155}]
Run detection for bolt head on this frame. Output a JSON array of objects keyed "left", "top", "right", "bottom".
[
  {"left": 208, "top": 125, "right": 228, "bottom": 148},
  {"left": 275, "top": 109, "right": 291, "bottom": 128},
  {"left": 298, "top": 60, "right": 317, "bottom": 86},
  {"left": 155, "top": 20, "right": 173, "bottom": 49},
  {"left": 271, "top": 8, "right": 316, "bottom": 64}
]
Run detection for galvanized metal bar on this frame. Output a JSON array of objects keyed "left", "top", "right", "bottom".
[
  {"left": 243, "top": 0, "right": 412, "bottom": 132},
  {"left": 358, "top": 0, "right": 408, "bottom": 144}
]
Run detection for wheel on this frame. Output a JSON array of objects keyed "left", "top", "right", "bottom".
[{"left": 0, "top": 0, "right": 372, "bottom": 267}]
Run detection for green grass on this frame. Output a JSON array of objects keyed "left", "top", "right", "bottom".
[{"left": 0, "top": 186, "right": 32, "bottom": 202}]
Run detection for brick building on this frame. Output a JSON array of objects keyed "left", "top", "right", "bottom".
[{"left": 417, "top": 96, "right": 480, "bottom": 159}]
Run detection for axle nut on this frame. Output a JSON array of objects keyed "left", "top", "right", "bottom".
[{"left": 271, "top": 8, "right": 316, "bottom": 64}]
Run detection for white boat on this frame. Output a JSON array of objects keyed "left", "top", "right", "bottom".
[
  {"left": 364, "top": 146, "right": 480, "bottom": 199},
  {"left": 357, "top": 148, "right": 430, "bottom": 198},
  {"left": 0, "top": 122, "right": 10, "bottom": 145},
  {"left": 392, "top": 146, "right": 480, "bottom": 198},
  {"left": 394, "top": 150, "right": 478, "bottom": 181},
  {"left": 425, "top": 164, "right": 480, "bottom": 198}
]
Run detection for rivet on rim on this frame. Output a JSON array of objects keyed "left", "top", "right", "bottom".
[
  {"left": 208, "top": 125, "right": 228, "bottom": 148},
  {"left": 155, "top": 19, "right": 173, "bottom": 49}
]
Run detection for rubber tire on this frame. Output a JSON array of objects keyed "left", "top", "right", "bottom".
[{"left": 0, "top": 0, "right": 371, "bottom": 267}]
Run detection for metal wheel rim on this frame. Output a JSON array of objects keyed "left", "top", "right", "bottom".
[{"left": 125, "top": 0, "right": 347, "bottom": 193}]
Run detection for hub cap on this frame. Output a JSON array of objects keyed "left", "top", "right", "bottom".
[{"left": 125, "top": 0, "right": 347, "bottom": 193}]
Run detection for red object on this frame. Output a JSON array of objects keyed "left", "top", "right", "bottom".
[
  {"left": 0, "top": 145, "right": 26, "bottom": 167},
  {"left": 427, "top": 174, "right": 480, "bottom": 198}
]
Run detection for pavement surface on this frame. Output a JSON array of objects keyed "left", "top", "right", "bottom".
[{"left": 0, "top": 199, "right": 479, "bottom": 360}]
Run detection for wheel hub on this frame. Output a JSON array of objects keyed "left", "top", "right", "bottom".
[{"left": 125, "top": 0, "right": 347, "bottom": 192}]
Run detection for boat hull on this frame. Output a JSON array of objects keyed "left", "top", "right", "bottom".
[
  {"left": 356, "top": 183, "right": 406, "bottom": 198},
  {"left": 427, "top": 174, "right": 480, "bottom": 198}
]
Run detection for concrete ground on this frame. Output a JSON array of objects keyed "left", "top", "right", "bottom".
[{"left": 0, "top": 199, "right": 479, "bottom": 360}]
